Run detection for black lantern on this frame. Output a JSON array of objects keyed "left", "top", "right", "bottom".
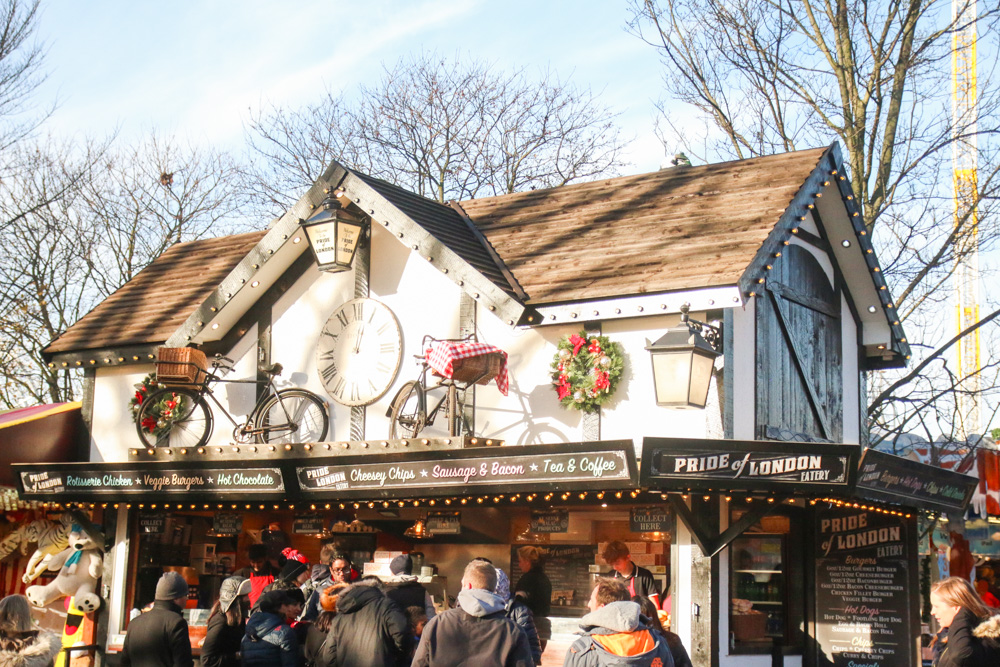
[
  {"left": 298, "top": 197, "right": 367, "bottom": 273},
  {"left": 645, "top": 304, "right": 723, "bottom": 409}
]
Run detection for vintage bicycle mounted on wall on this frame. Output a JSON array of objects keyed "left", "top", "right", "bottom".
[
  {"left": 386, "top": 334, "right": 507, "bottom": 439},
  {"left": 135, "top": 347, "right": 329, "bottom": 448}
]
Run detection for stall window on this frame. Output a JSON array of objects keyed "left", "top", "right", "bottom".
[{"left": 728, "top": 504, "right": 804, "bottom": 654}]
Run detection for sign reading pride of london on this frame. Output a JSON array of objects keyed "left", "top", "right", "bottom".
[{"left": 640, "top": 437, "right": 858, "bottom": 493}]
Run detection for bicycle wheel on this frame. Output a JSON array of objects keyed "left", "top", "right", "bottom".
[
  {"left": 256, "top": 389, "right": 329, "bottom": 444},
  {"left": 135, "top": 387, "right": 213, "bottom": 448},
  {"left": 389, "top": 381, "right": 426, "bottom": 438}
]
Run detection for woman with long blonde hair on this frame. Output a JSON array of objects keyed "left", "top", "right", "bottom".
[
  {"left": 931, "top": 577, "right": 1000, "bottom": 666},
  {"left": 0, "top": 594, "right": 61, "bottom": 667}
]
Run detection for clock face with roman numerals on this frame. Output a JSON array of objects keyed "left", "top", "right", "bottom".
[{"left": 316, "top": 298, "right": 403, "bottom": 407}]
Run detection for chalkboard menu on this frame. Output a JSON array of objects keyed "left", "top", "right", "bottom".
[
  {"left": 815, "top": 508, "right": 915, "bottom": 667},
  {"left": 510, "top": 544, "right": 597, "bottom": 615}
]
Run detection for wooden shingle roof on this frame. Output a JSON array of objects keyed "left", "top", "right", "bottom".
[
  {"left": 43, "top": 231, "right": 266, "bottom": 356},
  {"left": 458, "top": 147, "right": 829, "bottom": 304}
]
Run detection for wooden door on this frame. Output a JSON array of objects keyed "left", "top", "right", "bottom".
[{"left": 756, "top": 244, "right": 842, "bottom": 442}]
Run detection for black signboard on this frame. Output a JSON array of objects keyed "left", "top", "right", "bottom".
[
  {"left": 293, "top": 515, "right": 325, "bottom": 534},
  {"left": 510, "top": 544, "right": 597, "bottom": 613},
  {"left": 531, "top": 510, "right": 569, "bottom": 533},
  {"left": 15, "top": 461, "right": 285, "bottom": 499},
  {"left": 213, "top": 513, "right": 243, "bottom": 536},
  {"left": 856, "top": 449, "right": 976, "bottom": 513},
  {"left": 294, "top": 441, "right": 637, "bottom": 499},
  {"left": 630, "top": 507, "right": 671, "bottom": 533},
  {"left": 139, "top": 512, "right": 166, "bottom": 535},
  {"left": 814, "top": 507, "right": 917, "bottom": 667},
  {"left": 640, "top": 437, "right": 858, "bottom": 494},
  {"left": 426, "top": 511, "right": 462, "bottom": 535}
]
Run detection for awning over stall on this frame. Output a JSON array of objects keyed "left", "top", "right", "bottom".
[{"left": 0, "top": 402, "right": 86, "bottom": 487}]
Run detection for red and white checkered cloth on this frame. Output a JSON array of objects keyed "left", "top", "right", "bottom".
[{"left": 425, "top": 340, "right": 509, "bottom": 395}]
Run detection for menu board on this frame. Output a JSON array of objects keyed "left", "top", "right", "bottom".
[
  {"left": 857, "top": 449, "right": 976, "bottom": 513},
  {"left": 16, "top": 462, "right": 284, "bottom": 498},
  {"left": 815, "top": 508, "right": 914, "bottom": 667},
  {"left": 296, "top": 441, "right": 635, "bottom": 498},
  {"left": 510, "top": 544, "right": 597, "bottom": 614}
]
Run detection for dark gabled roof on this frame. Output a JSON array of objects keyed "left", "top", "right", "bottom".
[
  {"left": 43, "top": 231, "right": 266, "bottom": 356},
  {"left": 458, "top": 147, "right": 828, "bottom": 304},
  {"left": 350, "top": 172, "right": 524, "bottom": 300}
]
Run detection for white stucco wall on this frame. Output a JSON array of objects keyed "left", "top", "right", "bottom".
[{"left": 90, "top": 216, "right": 866, "bottom": 458}]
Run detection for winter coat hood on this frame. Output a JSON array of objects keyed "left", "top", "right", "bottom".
[
  {"left": 0, "top": 631, "right": 61, "bottom": 667},
  {"left": 335, "top": 583, "right": 383, "bottom": 615},
  {"left": 457, "top": 588, "right": 506, "bottom": 617},
  {"left": 974, "top": 614, "right": 1000, "bottom": 640},
  {"left": 579, "top": 601, "right": 644, "bottom": 635}
]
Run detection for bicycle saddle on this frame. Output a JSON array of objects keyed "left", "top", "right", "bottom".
[{"left": 260, "top": 363, "right": 283, "bottom": 376}]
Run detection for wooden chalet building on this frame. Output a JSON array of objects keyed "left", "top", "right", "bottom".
[{"left": 16, "top": 143, "right": 976, "bottom": 667}]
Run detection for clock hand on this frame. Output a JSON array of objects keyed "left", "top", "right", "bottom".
[{"left": 353, "top": 325, "right": 364, "bottom": 353}]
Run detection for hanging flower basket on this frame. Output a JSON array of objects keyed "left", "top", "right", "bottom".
[{"left": 550, "top": 332, "right": 625, "bottom": 413}]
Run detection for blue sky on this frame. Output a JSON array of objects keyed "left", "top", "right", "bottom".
[{"left": 35, "top": 0, "right": 669, "bottom": 172}]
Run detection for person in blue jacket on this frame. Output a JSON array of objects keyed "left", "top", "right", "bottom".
[{"left": 240, "top": 590, "right": 299, "bottom": 667}]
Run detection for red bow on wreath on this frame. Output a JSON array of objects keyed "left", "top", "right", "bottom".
[{"left": 569, "top": 334, "right": 587, "bottom": 356}]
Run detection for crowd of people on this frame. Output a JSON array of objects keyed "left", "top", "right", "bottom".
[
  {"left": 14, "top": 548, "right": 1000, "bottom": 666},
  {"left": 115, "top": 544, "right": 688, "bottom": 667}
]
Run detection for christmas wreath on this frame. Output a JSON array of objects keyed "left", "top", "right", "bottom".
[
  {"left": 550, "top": 332, "right": 625, "bottom": 413},
  {"left": 128, "top": 373, "right": 191, "bottom": 437}
]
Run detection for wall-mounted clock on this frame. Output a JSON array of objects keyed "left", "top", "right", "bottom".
[{"left": 316, "top": 298, "right": 403, "bottom": 406}]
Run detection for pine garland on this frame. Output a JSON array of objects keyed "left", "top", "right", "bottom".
[
  {"left": 550, "top": 332, "right": 625, "bottom": 413},
  {"left": 128, "top": 373, "right": 192, "bottom": 439}
]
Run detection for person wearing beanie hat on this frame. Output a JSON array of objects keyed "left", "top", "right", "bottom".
[
  {"left": 202, "top": 577, "right": 252, "bottom": 667},
  {"left": 384, "top": 553, "right": 436, "bottom": 620},
  {"left": 121, "top": 571, "right": 194, "bottom": 667},
  {"left": 279, "top": 559, "right": 309, "bottom": 583}
]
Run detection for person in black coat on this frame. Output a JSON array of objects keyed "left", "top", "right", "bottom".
[
  {"left": 201, "top": 576, "right": 252, "bottom": 667},
  {"left": 316, "top": 581, "right": 411, "bottom": 667},
  {"left": 514, "top": 546, "right": 552, "bottom": 654},
  {"left": 931, "top": 576, "right": 1000, "bottom": 666},
  {"left": 121, "top": 572, "right": 194, "bottom": 667}
]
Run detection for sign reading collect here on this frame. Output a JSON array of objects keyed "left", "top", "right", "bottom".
[
  {"left": 296, "top": 444, "right": 634, "bottom": 498},
  {"left": 19, "top": 466, "right": 284, "bottom": 496}
]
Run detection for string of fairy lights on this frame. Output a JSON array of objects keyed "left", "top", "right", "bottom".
[{"left": 33, "top": 491, "right": 911, "bottom": 519}]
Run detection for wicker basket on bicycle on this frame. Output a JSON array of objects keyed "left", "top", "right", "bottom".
[
  {"left": 156, "top": 347, "right": 209, "bottom": 387},
  {"left": 448, "top": 352, "right": 505, "bottom": 385}
]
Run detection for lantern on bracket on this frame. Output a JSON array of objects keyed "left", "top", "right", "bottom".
[
  {"left": 645, "top": 304, "right": 723, "bottom": 409},
  {"left": 298, "top": 196, "right": 367, "bottom": 273}
]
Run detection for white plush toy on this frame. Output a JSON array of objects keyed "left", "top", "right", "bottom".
[{"left": 25, "top": 521, "right": 103, "bottom": 613}]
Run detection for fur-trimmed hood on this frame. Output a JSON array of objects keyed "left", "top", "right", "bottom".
[
  {"left": 973, "top": 614, "right": 1000, "bottom": 641},
  {"left": 0, "top": 630, "right": 61, "bottom": 667}
]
